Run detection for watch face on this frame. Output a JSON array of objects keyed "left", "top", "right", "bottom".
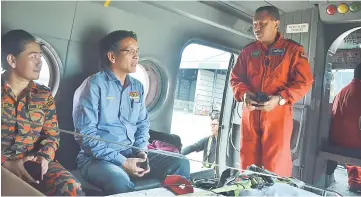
[{"left": 280, "top": 99, "right": 286, "bottom": 105}]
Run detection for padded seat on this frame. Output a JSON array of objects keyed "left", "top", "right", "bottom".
[
  {"left": 319, "top": 145, "right": 361, "bottom": 166},
  {"left": 322, "top": 145, "right": 361, "bottom": 159},
  {"left": 133, "top": 178, "right": 162, "bottom": 191},
  {"left": 190, "top": 168, "right": 215, "bottom": 179}
]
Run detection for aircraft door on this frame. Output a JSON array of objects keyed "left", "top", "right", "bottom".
[{"left": 215, "top": 54, "right": 241, "bottom": 177}]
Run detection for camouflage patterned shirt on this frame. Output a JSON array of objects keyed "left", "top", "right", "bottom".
[{"left": 1, "top": 79, "right": 59, "bottom": 162}]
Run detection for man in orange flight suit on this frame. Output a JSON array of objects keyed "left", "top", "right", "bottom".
[
  {"left": 230, "top": 6, "right": 314, "bottom": 177},
  {"left": 330, "top": 63, "right": 361, "bottom": 193}
]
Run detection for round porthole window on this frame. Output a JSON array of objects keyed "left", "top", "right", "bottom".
[
  {"left": 35, "top": 56, "right": 51, "bottom": 87},
  {"left": 130, "top": 64, "right": 150, "bottom": 98},
  {"left": 129, "top": 59, "right": 163, "bottom": 111},
  {"left": 36, "top": 36, "right": 62, "bottom": 96}
]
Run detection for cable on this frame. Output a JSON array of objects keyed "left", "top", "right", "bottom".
[
  {"left": 229, "top": 127, "right": 240, "bottom": 153},
  {"left": 236, "top": 102, "right": 242, "bottom": 119},
  {"left": 1, "top": 115, "right": 335, "bottom": 196},
  {"left": 0, "top": 115, "right": 277, "bottom": 178}
]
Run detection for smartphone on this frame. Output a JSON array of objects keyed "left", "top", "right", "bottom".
[
  {"left": 138, "top": 158, "right": 149, "bottom": 170},
  {"left": 24, "top": 161, "right": 42, "bottom": 181}
]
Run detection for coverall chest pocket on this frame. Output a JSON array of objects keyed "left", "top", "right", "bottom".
[
  {"left": 129, "top": 102, "right": 141, "bottom": 124},
  {"left": 269, "top": 56, "right": 290, "bottom": 83},
  {"left": 247, "top": 58, "right": 262, "bottom": 83},
  {"left": 28, "top": 104, "right": 45, "bottom": 124}
]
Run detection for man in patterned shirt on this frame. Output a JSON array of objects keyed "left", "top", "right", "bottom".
[{"left": 1, "top": 29, "right": 84, "bottom": 196}]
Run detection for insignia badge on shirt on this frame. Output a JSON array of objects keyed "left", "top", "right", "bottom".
[
  {"left": 130, "top": 92, "right": 140, "bottom": 103},
  {"left": 251, "top": 50, "right": 261, "bottom": 58},
  {"left": 300, "top": 52, "right": 308, "bottom": 59},
  {"left": 270, "top": 48, "right": 285, "bottom": 56}
]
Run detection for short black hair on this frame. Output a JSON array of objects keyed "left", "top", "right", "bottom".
[
  {"left": 1, "top": 30, "right": 36, "bottom": 70},
  {"left": 99, "top": 30, "right": 137, "bottom": 68},
  {"left": 355, "top": 63, "right": 361, "bottom": 80},
  {"left": 255, "top": 6, "right": 280, "bottom": 21}
]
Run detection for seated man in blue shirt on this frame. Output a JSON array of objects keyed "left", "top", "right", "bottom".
[{"left": 72, "top": 30, "right": 190, "bottom": 195}]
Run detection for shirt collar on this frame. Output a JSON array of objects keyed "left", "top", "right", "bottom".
[
  {"left": 257, "top": 32, "right": 283, "bottom": 50},
  {"left": 104, "top": 68, "right": 134, "bottom": 86},
  {"left": 1, "top": 74, "right": 38, "bottom": 96}
]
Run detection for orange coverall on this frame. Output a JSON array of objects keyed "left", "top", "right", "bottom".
[
  {"left": 330, "top": 79, "right": 361, "bottom": 189},
  {"left": 230, "top": 33, "right": 314, "bottom": 177}
]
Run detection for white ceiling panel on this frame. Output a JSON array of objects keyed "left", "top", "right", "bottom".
[
  {"left": 267, "top": 1, "right": 316, "bottom": 13},
  {"left": 225, "top": 1, "right": 278, "bottom": 16}
]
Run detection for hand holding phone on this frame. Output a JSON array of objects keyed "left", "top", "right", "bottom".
[
  {"left": 24, "top": 161, "right": 42, "bottom": 181},
  {"left": 138, "top": 158, "right": 149, "bottom": 170}
]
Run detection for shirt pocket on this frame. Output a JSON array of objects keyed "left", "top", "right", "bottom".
[
  {"left": 102, "top": 96, "right": 120, "bottom": 124},
  {"left": 129, "top": 102, "right": 141, "bottom": 124},
  {"left": 28, "top": 104, "right": 45, "bottom": 124}
]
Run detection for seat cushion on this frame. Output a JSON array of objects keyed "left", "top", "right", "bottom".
[
  {"left": 133, "top": 178, "right": 162, "bottom": 191},
  {"left": 190, "top": 168, "right": 215, "bottom": 179}
]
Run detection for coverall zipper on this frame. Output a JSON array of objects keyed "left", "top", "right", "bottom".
[{"left": 259, "top": 50, "right": 268, "bottom": 133}]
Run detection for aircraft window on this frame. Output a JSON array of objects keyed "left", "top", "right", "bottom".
[
  {"left": 130, "top": 64, "right": 149, "bottom": 98},
  {"left": 130, "top": 59, "right": 163, "bottom": 111},
  {"left": 329, "top": 69, "right": 354, "bottom": 103},
  {"left": 1, "top": 37, "right": 62, "bottom": 96},
  {"left": 171, "top": 43, "right": 234, "bottom": 173},
  {"left": 36, "top": 56, "right": 51, "bottom": 86}
]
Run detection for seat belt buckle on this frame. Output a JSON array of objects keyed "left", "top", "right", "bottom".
[{"left": 162, "top": 175, "right": 194, "bottom": 195}]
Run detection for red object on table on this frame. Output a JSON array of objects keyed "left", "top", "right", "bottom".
[{"left": 162, "top": 175, "right": 194, "bottom": 195}]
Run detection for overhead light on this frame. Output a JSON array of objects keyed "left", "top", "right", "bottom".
[
  {"left": 326, "top": 4, "right": 337, "bottom": 15},
  {"left": 337, "top": 3, "right": 349, "bottom": 14},
  {"left": 349, "top": 2, "right": 361, "bottom": 13}
]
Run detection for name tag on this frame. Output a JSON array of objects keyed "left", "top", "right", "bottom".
[
  {"left": 130, "top": 92, "right": 140, "bottom": 103},
  {"left": 270, "top": 48, "right": 285, "bottom": 56},
  {"left": 251, "top": 50, "right": 261, "bottom": 58},
  {"left": 106, "top": 96, "right": 115, "bottom": 100}
]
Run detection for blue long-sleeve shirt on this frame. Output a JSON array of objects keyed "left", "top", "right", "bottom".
[{"left": 72, "top": 68, "right": 150, "bottom": 166}]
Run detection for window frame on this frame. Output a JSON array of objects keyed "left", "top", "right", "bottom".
[
  {"left": 137, "top": 58, "right": 164, "bottom": 112},
  {"left": 35, "top": 36, "right": 63, "bottom": 96}
]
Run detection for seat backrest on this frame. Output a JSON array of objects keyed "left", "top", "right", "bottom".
[
  {"left": 55, "top": 131, "right": 80, "bottom": 170},
  {"left": 149, "top": 130, "right": 183, "bottom": 150}
]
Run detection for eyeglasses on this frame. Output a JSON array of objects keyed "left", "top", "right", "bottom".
[{"left": 119, "top": 49, "right": 139, "bottom": 56}]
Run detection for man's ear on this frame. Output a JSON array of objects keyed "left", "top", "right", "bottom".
[
  {"left": 107, "top": 52, "right": 116, "bottom": 64},
  {"left": 6, "top": 54, "right": 17, "bottom": 69},
  {"left": 274, "top": 20, "right": 280, "bottom": 30}
]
